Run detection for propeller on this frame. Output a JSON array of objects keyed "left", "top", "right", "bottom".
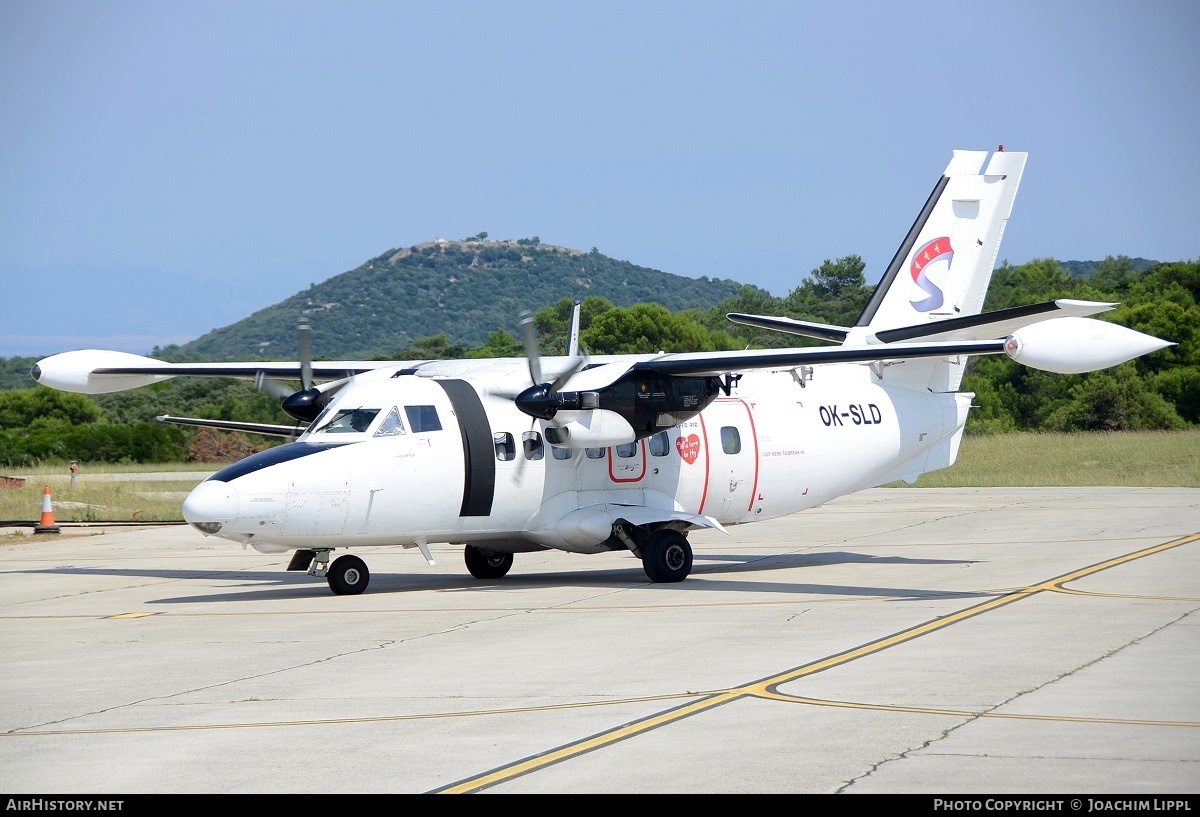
[
  {"left": 508, "top": 311, "right": 588, "bottom": 484},
  {"left": 253, "top": 317, "right": 349, "bottom": 432},
  {"left": 514, "top": 311, "right": 588, "bottom": 419}
]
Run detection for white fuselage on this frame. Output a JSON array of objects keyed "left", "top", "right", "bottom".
[{"left": 182, "top": 359, "right": 969, "bottom": 555}]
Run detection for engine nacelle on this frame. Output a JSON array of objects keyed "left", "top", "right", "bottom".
[
  {"left": 1004, "top": 317, "right": 1172, "bottom": 374},
  {"left": 543, "top": 410, "right": 637, "bottom": 448},
  {"left": 518, "top": 370, "right": 723, "bottom": 442},
  {"left": 31, "top": 350, "right": 175, "bottom": 394}
]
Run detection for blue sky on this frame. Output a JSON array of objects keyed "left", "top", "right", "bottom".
[{"left": 2, "top": 0, "right": 1197, "bottom": 358}]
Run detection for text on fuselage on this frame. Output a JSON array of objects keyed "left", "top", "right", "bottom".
[{"left": 818, "top": 403, "right": 883, "bottom": 427}]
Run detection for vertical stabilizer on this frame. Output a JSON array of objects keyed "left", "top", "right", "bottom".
[
  {"left": 851, "top": 148, "right": 1026, "bottom": 391},
  {"left": 856, "top": 148, "right": 1027, "bottom": 333}
]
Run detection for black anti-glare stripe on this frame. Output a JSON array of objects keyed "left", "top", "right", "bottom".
[
  {"left": 207, "top": 441, "right": 344, "bottom": 483},
  {"left": 436, "top": 379, "right": 495, "bottom": 517},
  {"left": 855, "top": 175, "right": 950, "bottom": 328}
]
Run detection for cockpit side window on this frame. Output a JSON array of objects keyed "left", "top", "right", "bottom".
[
  {"left": 320, "top": 408, "right": 380, "bottom": 434},
  {"left": 405, "top": 405, "right": 442, "bottom": 432},
  {"left": 374, "top": 407, "right": 406, "bottom": 437}
]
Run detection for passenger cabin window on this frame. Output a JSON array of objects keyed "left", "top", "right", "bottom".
[
  {"left": 523, "top": 431, "right": 544, "bottom": 460},
  {"left": 494, "top": 432, "right": 515, "bottom": 461},
  {"left": 721, "top": 426, "right": 741, "bottom": 455},
  {"left": 374, "top": 407, "right": 406, "bottom": 437},
  {"left": 551, "top": 445, "right": 573, "bottom": 460},
  {"left": 649, "top": 431, "right": 670, "bottom": 457},
  {"left": 615, "top": 441, "right": 637, "bottom": 458},
  {"left": 405, "top": 405, "right": 442, "bottom": 432},
  {"left": 321, "top": 408, "right": 379, "bottom": 434},
  {"left": 585, "top": 447, "right": 606, "bottom": 459}
]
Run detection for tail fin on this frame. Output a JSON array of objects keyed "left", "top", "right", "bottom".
[{"left": 855, "top": 148, "right": 1027, "bottom": 334}]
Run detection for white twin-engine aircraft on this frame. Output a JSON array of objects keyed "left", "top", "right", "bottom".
[{"left": 32, "top": 148, "right": 1172, "bottom": 595}]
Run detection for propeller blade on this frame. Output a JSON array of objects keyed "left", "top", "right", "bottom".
[
  {"left": 547, "top": 353, "right": 587, "bottom": 394},
  {"left": 253, "top": 371, "right": 294, "bottom": 401},
  {"left": 518, "top": 311, "right": 542, "bottom": 386},
  {"left": 297, "top": 317, "right": 313, "bottom": 391}
]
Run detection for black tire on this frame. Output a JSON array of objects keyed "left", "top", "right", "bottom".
[
  {"left": 642, "top": 529, "right": 692, "bottom": 583},
  {"left": 464, "top": 545, "right": 514, "bottom": 579},
  {"left": 328, "top": 554, "right": 369, "bottom": 595}
]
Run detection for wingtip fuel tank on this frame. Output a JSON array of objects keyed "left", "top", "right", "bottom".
[
  {"left": 1004, "top": 317, "right": 1173, "bottom": 375},
  {"left": 30, "top": 350, "right": 175, "bottom": 394}
]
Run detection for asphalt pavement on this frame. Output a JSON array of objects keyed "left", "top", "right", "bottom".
[{"left": 1, "top": 487, "right": 1197, "bottom": 795}]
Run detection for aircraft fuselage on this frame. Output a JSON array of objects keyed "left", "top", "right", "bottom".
[{"left": 182, "top": 362, "right": 968, "bottom": 555}]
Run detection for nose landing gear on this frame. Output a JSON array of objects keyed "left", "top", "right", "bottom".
[{"left": 292, "top": 549, "right": 371, "bottom": 595}]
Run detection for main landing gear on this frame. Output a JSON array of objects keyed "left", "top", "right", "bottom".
[
  {"left": 612, "top": 524, "right": 695, "bottom": 583},
  {"left": 641, "top": 529, "right": 693, "bottom": 583},
  {"left": 464, "top": 545, "right": 514, "bottom": 579}
]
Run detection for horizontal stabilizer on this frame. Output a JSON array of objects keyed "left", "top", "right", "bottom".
[
  {"left": 873, "top": 299, "right": 1118, "bottom": 343},
  {"left": 156, "top": 415, "right": 301, "bottom": 438},
  {"left": 725, "top": 313, "right": 849, "bottom": 343}
]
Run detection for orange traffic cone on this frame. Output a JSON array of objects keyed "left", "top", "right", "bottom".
[{"left": 34, "top": 484, "right": 60, "bottom": 534}]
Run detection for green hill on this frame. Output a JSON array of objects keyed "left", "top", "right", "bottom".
[
  {"left": 1059, "top": 257, "right": 1157, "bottom": 278},
  {"left": 167, "top": 239, "right": 744, "bottom": 360}
]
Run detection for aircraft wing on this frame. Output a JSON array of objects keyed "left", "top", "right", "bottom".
[{"left": 31, "top": 351, "right": 400, "bottom": 394}]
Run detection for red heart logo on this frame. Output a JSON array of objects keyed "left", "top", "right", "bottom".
[{"left": 676, "top": 434, "right": 700, "bottom": 465}]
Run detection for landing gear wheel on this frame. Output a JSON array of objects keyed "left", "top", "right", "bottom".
[
  {"left": 464, "top": 545, "right": 513, "bottom": 579},
  {"left": 642, "top": 529, "right": 692, "bottom": 583},
  {"left": 328, "top": 554, "right": 369, "bottom": 595}
]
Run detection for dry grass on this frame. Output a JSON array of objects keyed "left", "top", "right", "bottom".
[
  {"left": 904, "top": 429, "right": 1200, "bottom": 488},
  {"left": 0, "top": 477, "right": 205, "bottom": 523}
]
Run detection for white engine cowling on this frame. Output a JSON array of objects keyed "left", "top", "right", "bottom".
[{"left": 544, "top": 409, "right": 637, "bottom": 448}]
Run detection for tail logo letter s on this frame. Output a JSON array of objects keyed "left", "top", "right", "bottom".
[{"left": 909, "top": 237, "right": 954, "bottom": 312}]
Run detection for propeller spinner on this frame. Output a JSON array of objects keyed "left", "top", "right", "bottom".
[
  {"left": 513, "top": 311, "right": 588, "bottom": 422},
  {"left": 255, "top": 318, "right": 348, "bottom": 424}
]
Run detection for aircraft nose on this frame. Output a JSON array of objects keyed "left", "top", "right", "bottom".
[{"left": 183, "top": 479, "right": 238, "bottom": 535}]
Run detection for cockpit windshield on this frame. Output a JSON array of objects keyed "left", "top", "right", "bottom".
[{"left": 313, "top": 408, "right": 380, "bottom": 434}]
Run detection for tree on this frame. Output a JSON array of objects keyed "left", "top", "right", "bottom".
[
  {"left": 466, "top": 330, "right": 524, "bottom": 359},
  {"left": 395, "top": 334, "right": 467, "bottom": 360},
  {"left": 785, "top": 255, "right": 872, "bottom": 327},
  {"left": 581, "top": 304, "right": 739, "bottom": 355},
  {"left": 807, "top": 255, "right": 866, "bottom": 297},
  {"left": 1041, "top": 365, "right": 1184, "bottom": 431},
  {"left": 0, "top": 388, "right": 102, "bottom": 428}
]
